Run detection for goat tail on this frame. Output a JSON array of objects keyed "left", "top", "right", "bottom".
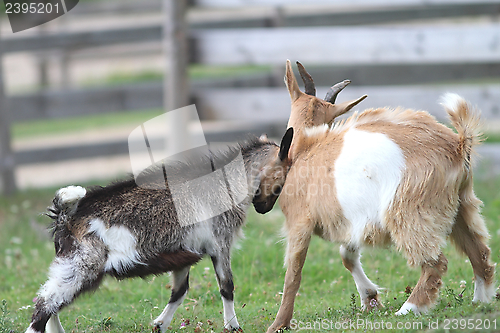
[
  {"left": 441, "top": 93, "right": 484, "bottom": 172},
  {"left": 46, "top": 185, "right": 86, "bottom": 234}
]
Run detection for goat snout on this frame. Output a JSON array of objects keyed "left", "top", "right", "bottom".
[
  {"left": 253, "top": 184, "right": 282, "bottom": 214},
  {"left": 253, "top": 194, "right": 278, "bottom": 214}
]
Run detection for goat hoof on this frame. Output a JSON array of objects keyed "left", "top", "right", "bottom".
[
  {"left": 363, "top": 294, "right": 384, "bottom": 312},
  {"left": 267, "top": 324, "right": 290, "bottom": 333},
  {"left": 223, "top": 328, "right": 243, "bottom": 332},
  {"left": 152, "top": 322, "right": 162, "bottom": 333},
  {"left": 395, "top": 302, "right": 420, "bottom": 316}
]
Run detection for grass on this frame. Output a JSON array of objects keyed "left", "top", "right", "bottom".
[
  {"left": 189, "top": 65, "right": 272, "bottom": 80},
  {"left": 483, "top": 132, "right": 500, "bottom": 144},
  {"left": 82, "top": 65, "right": 272, "bottom": 87},
  {"left": 0, "top": 174, "right": 499, "bottom": 333},
  {"left": 11, "top": 109, "right": 164, "bottom": 140}
]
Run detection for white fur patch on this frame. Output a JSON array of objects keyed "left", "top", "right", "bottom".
[
  {"left": 334, "top": 128, "right": 405, "bottom": 245},
  {"left": 472, "top": 275, "right": 494, "bottom": 303},
  {"left": 395, "top": 302, "right": 420, "bottom": 315},
  {"left": 38, "top": 257, "right": 83, "bottom": 313},
  {"left": 56, "top": 186, "right": 86, "bottom": 214},
  {"left": 440, "top": 93, "right": 465, "bottom": 112},
  {"left": 183, "top": 220, "right": 217, "bottom": 256},
  {"left": 222, "top": 297, "right": 240, "bottom": 329},
  {"left": 57, "top": 186, "right": 86, "bottom": 205},
  {"left": 153, "top": 291, "right": 187, "bottom": 332},
  {"left": 304, "top": 124, "right": 329, "bottom": 137},
  {"left": 88, "top": 218, "right": 141, "bottom": 273},
  {"left": 340, "top": 246, "right": 378, "bottom": 309}
]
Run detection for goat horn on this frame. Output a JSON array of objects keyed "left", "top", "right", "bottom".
[
  {"left": 296, "top": 61, "right": 316, "bottom": 96},
  {"left": 325, "top": 79, "right": 351, "bottom": 104}
]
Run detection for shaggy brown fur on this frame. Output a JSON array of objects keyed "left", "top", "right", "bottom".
[
  {"left": 407, "top": 253, "right": 448, "bottom": 308},
  {"left": 266, "top": 61, "right": 495, "bottom": 333}
]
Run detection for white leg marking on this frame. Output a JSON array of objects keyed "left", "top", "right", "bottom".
[
  {"left": 46, "top": 314, "right": 65, "bottom": 333},
  {"left": 395, "top": 302, "right": 420, "bottom": 316},
  {"left": 222, "top": 297, "right": 240, "bottom": 329},
  {"left": 340, "top": 246, "right": 378, "bottom": 309},
  {"left": 153, "top": 291, "right": 187, "bottom": 332},
  {"left": 334, "top": 128, "right": 405, "bottom": 244},
  {"left": 88, "top": 218, "right": 141, "bottom": 274},
  {"left": 472, "top": 275, "right": 494, "bottom": 303}
]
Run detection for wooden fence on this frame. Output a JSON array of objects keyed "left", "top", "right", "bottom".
[{"left": 2, "top": 0, "right": 500, "bottom": 193}]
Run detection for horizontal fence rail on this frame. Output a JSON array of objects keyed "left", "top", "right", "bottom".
[
  {"left": 9, "top": 83, "right": 500, "bottom": 123},
  {"left": 194, "top": 24, "right": 500, "bottom": 65},
  {"left": 191, "top": 2, "right": 500, "bottom": 29},
  {"left": 71, "top": 0, "right": 500, "bottom": 11},
  {"left": 14, "top": 122, "right": 286, "bottom": 165},
  {"left": 197, "top": 85, "right": 500, "bottom": 122},
  {"left": 2, "top": 7, "right": 500, "bottom": 53},
  {"left": 3, "top": 26, "right": 162, "bottom": 54},
  {"left": 9, "top": 82, "right": 164, "bottom": 122},
  {"left": 195, "top": 0, "right": 500, "bottom": 7}
]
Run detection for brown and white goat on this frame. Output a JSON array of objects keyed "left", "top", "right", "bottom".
[
  {"left": 267, "top": 61, "right": 496, "bottom": 332},
  {"left": 25, "top": 129, "right": 294, "bottom": 333}
]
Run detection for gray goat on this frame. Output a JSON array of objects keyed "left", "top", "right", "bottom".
[{"left": 25, "top": 129, "right": 293, "bottom": 333}]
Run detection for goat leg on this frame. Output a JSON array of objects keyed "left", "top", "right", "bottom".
[
  {"left": 340, "top": 245, "right": 381, "bottom": 311},
  {"left": 211, "top": 253, "right": 241, "bottom": 331},
  {"left": 267, "top": 229, "right": 312, "bottom": 333},
  {"left": 153, "top": 267, "right": 190, "bottom": 332}
]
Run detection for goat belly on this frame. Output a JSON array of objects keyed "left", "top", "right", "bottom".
[
  {"left": 333, "top": 128, "right": 405, "bottom": 245},
  {"left": 110, "top": 251, "right": 202, "bottom": 279}
]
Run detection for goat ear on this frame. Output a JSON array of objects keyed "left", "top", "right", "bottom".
[
  {"left": 326, "top": 95, "right": 368, "bottom": 124},
  {"left": 284, "top": 60, "right": 302, "bottom": 102},
  {"left": 279, "top": 127, "right": 294, "bottom": 161}
]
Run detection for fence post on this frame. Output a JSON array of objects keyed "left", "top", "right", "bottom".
[
  {"left": 164, "top": 0, "right": 190, "bottom": 154},
  {"left": 0, "top": 18, "right": 17, "bottom": 195},
  {"left": 58, "top": 15, "right": 71, "bottom": 88},
  {"left": 36, "top": 24, "right": 50, "bottom": 89}
]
